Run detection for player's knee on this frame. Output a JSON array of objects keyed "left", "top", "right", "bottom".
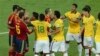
[
  {"left": 77, "top": 42, "right": 82, "bottom": 45},
  {"left": 35, "top": 52, "right": 39, "bottom": 55},
  {"left": 66, "top": 41, "right": 70, "bottom": 43}
]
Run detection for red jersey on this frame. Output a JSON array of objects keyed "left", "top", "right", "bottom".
[
  {"left": 15, "top": 19, "right": 31, "bottom": 40},
  {"left": 45, "top": 15, "right": 51, "bottom": 23},
  {"left": 8, "top": 13, "right": 17, "bottom": 35},
  {"left": 45, "top": 15, "right": 51, "bottom": 32}
]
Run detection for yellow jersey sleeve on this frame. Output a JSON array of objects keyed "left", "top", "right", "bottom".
[{"left": 46, "top": 22, "right": 51, "bottom": 28}]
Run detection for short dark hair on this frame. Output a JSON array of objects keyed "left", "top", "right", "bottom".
[
  {"left": 72, "top": 3, "right": 78, "bottom": 8},
  {"left": 39, "top": 14, "right": 45, "bottom": 21},
  {"left": 82, "top": 5, "right": 91, "bottom": 13},
  {"left": 13, "top": 5, "right": 19, "bottom": 11},
  {"left": 32, "top": 12, "right": 39, "bottom": 19},
  {"left": 45, "top": 8, "right": 50, "bottom": 14},
  {"left": 98, "top": 12, "right": 100, "bottom": 20},
  {"left": 19, "top": 11, "right": 25, "bottom": 19},
  {"left": 54, "top": 10, "right": 61, "bottom": 18}
]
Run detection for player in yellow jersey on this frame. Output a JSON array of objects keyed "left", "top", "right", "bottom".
[
  {"left": 31, "top": 14, "right": 51, "bottom": 56},
  {"left": 30, "top": 12, "right": 39, "bottom": 52},
  {"left": 82, "top": 5, "right": 96, "bottom": 56},
  {"left": 51, "top": 10, "right": 67, "bottom": 56},
  {"left": 95, "top": 13, "right": 100, "bottom": 56},
  {"left": 61, "top": 3, "right": 82, "bottom": 56}
]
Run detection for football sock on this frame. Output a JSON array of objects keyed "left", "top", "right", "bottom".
[
  {"left": 46, "top": 54, "right": 50, "bottom": 56},
  {"left": 63, "top": 52, "right": 68, "bottom": 56},
  {"left": 85, "top": 49, "right": 89, "bottom": 56},
  {"left": 51, "top": 53, "right": 55, "bottom": 56},
  {"left": 9, "top": 51, "right": 16, "bottom": 56},
  {"left": 91, "top": 48, "right": 96, "bottom": 54},
  {"left": 34, "top": 54, "right": 39, "bottom": 56}
]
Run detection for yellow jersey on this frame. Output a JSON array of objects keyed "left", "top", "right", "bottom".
[
  {"left": 83, "top": 15, "right": 95, "bottom": 37},
  {"left": 53, "top": 19, "right": 64, "bottom": 42},
  {"left": 65, "top": 11, "right": 81, "bottom": 34},
  {"left": 95, "top": 21, "right": 100, "bottom": 42},
  {"left": 31, "top": 20, "right": 51, "bottom": 41}
]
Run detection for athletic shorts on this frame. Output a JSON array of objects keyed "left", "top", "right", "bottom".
[
  {"left": 35, "top": 40, "right": 50, "bottom": 53},
  {"left": 66, "top": 33, "right": 81, "bottom": 43},
  {"left": 9, "top": 34, "right": 16, "bottom": 46},
  {"left": 83, "top": 37, "right": 94, "bottom": 47},
  {"left": 15, "top": 38, "right": 27, "bottom": 53},
  {"left": 51, "top": 41, "right": 66, "bottom": 52}
]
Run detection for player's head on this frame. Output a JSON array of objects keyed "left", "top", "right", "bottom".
[
  {"left": 71, "top": 3, "right": 78, "bottom": 11},
  {"left": 12, "top": 5, "right": 19, "bottom": 12},
  {"left": 19, "top": 11, "right": 25, "bottom": 19},
  {"left": 39, "top": 14, "right": 45, "bottom": 21},
  {"left": 24, "top": 17, "right": 30, "bottom": 24},
  {"left": 32, "top": 12, "right": 39, "bottom": 20},
  {"left": 98, "top": 12, "right": 100, "bottom": 20},
  {"left": 20, "top": 7, "right": 26, "bottom": 13},
  {"left": 45, "top": 8, "right": 52, "bottom": 15},
  {"left": 54, "top": 10, "right": 61, "bottom": 19},
  {"left": 82, "top": 5, "right": 91, "bottom": 16}
]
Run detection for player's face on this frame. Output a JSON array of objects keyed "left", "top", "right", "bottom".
[
  {"left": 71, "top": 5, "right": 76, "bottom": 11},
  {"left": 82, "top": 11, "right": 88, "bottom": 17},
  {"left": 24, "top": 18, "right": 30, "bottom": 24}
]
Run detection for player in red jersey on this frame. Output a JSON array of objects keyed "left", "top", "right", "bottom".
[
  {"left": 15, "top": 11, "right": 33, "bottom": 56},
  {"left": 45, "top": 8, "right": 53, "bottom": 43},
  {"left": 8, "top": 5, "right": 20, "bottom": 56}
]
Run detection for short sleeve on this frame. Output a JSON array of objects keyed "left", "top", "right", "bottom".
[
  {"left": 31, "top": 21, "right": 35, "bottom": 26},
  {"left": 64, "top": 12, "right": 68, "bottom": 18},
  {"left": 47, "top": 22, "right": 51, "bottom": 28}
]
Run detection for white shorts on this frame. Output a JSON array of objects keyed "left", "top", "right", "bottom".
[
  {"left": 83, "top": 37, "right": 93, "bottom": 47},
  {"left": 96, "top": 42, "right": 100, "bottom": 53},
  {"left": 51, "top": 41, "right": 66, "bottom": 52},
  {"left": 35, "top": 40, "right": 50, "bottom": 53},
  {"left": 66, "top": 33, "right": 81, "bottom": 43}
]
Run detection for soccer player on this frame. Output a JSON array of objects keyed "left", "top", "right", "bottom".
[
  {"left": 51, "top": 10, "right": 67, "bottom": 56},
  {"left": 7, "top": 5, "right": 20, "bottom": 56},
  {"left": 31, "top": 12, "right": 39, "bottom": 21},
  {"left": 95, "top": 12, "right": 100, "bottom": 56},
  {"left": 15, "top": 11, "right": 33, "bottom": 56},
  {"left": 82, "top": 5, "right": 96, "bottom": 56},
  {"left": 61, "top": 3, "right": 82, "bottom": 56},
  {"left": 45, "top": 8, "right": 53, "bottom": 43},
  {"left": 31, "top": 14, "right": 51, "bottom": 56},
  {"left": 30, "top": 12, "right": 39, "bottom": 52}
]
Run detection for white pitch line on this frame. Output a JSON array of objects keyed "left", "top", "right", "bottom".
[{"left": 0, "top": 32, "right": 8, "bottom": 35}]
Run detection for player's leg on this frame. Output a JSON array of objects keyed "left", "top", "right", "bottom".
[
  {"left": 23, "top": 37, "right": 29, "bottom": 56},
  {"left": 74, "top": 34, "right": 82, "bottom": 56},
  {"left": 66, "top": 33, "right": 73, "bottom": 56},
  {"left": 34, "top": 41, "right": 42, "bottom": 56},
  {"left": 95, "top": 42, "right": 100, "bottom": 56},
  {"left": 84, "top": 37, "right": 95, "bottom": 56},
  {"left": 43, "top": 41, "right": 50, "bottom": 56},
  {"left": 59, "top": 41, "right": 68, "bottom": 56},
  {"left": 15, "top": 39, "right": 25, "bottom": 56},
  {"left": 51, "top": 42, "right": 59, "bottom": 56},
  {"left": 9, "top": 35, "right": 16, "bottom": 56},
  {"left": 83, "top": 37, "right": 89, "bottom": 56}
]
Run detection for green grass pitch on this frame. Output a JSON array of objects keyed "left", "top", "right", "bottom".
[{"left": 0, "top": 0, "right": 100, "bottom": 56}]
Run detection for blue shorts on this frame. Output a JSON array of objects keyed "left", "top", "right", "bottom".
[
  {"left": 15, "top": 38, "right": 27, "bottom": 53},
  {"left": 9, "top": 34, "right": 16, "bottom": 46}
]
